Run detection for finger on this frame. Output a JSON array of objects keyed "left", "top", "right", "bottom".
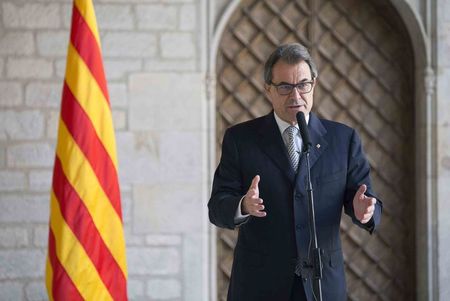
[
  {"left": 250, "top": 175, "right": 260, "bottom": 191},
  {"left": 356, "top": 184, "right": 367, "bottom": 200},
  {"left": 368, "top": 198, "right": 376, "bottom": 206},
  {"left": 362, "top": 212, "right": 373, "bottom": 223},
  {"left": 364, "top": 205, "right": 375, "bottom": 215},
  {"left": 249, "top": 198, "right": 266, "bottom": 217},
  {"left": 252, "top": 210, "right": 267, "bottom": 217},
  {"left": 253, "top": 203, "right": 265, "bottom": 211}
]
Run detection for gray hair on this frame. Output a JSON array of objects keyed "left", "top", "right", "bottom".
[{"left": 263, "top": 43, "right": 318, "bottom": 84}]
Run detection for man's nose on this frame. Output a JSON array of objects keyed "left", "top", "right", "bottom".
[{"left": 291, "top": 86, "right": 302, "bottom": 99}]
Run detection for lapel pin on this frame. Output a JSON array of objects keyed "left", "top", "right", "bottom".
[{"left": 316, "top": 144, "right": 321, "bottom": 149}]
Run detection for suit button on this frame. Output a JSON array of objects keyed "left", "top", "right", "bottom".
[{"left": 296, "top": 224, "right": 301, "bottom": 230}]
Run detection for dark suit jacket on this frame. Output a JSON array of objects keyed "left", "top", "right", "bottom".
[{"left": 208, "top": 112, "right": 382, "bottom": 301}]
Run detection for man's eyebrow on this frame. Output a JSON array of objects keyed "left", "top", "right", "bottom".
[
  {"left": 278, "top": 79, "right": 312, "bottom": 84},
  {"left": 274, "top": 78, "right": 313, "bottom": 85}
]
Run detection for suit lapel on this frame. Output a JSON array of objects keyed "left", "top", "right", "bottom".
[
  {"left": 257, "top": 112, "right": 296, "bottom": 183},
  {"left": 296, "top": 113, "right": 328, "bottom": 195},
  {"left": 307, "top": 113, "right": 328, "bottom": 169}
]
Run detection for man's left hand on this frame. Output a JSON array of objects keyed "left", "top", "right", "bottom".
[{"left": 353, "top": 184, "right": 376, "bottom": 224}]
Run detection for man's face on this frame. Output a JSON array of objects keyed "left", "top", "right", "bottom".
[{"left": 265, "top": 60, "right": 315, "bottom": 125}]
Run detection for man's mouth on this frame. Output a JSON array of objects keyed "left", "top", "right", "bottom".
[{"left": 287, "top": 104, "right": 304, "bottom": 109}]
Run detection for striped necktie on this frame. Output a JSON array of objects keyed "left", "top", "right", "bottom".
[{"left": 285, "top": 126, "right": 299, "bottom": 171}]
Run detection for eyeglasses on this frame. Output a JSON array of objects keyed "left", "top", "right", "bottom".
[{"left": 270, "top": 80, "right": 315, "bottom": 95}]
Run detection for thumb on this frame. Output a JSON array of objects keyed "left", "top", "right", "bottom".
[
  {"left": 356, "top": 184, "right": 367, "bottom": 200},
  {"left": 249, "top": 175, "right": 260, "bottom": 193}
]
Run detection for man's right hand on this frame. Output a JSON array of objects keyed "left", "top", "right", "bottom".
[{"left": 242, "top": 175, "right": 266, "bottom": 217}]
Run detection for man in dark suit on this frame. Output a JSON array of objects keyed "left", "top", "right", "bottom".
[{"left": 208, "top": 43, "right": 382, "bottom": 301}]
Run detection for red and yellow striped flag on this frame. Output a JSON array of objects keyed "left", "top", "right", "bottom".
[{"left": 46, "top": 0, "right": 128, "bottom": 300}]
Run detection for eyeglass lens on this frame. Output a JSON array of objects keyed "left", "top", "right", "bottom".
[{"left": 277, "top": 82, "right": 312, "bottom": 95}]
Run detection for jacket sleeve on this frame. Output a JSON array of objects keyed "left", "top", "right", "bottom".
[
  {"left": 343, "top": 129, "right": 383, "bottom": 234},
  {"left": 208, "top": 129, "right": 246, "bottom": 229}
]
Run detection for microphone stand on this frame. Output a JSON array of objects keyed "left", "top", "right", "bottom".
[{"left": 303, "top": 146, "right": 323, "bottom": 301}]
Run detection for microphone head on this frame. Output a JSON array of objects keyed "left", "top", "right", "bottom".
[{"left": 296, "top": 112, "right": 311, "bottom": 152}]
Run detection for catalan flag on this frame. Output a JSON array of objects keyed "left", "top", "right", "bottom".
[{"left": 46, "top": 0, "right": 128, "bottom": 300}]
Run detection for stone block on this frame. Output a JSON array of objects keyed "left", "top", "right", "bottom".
[
  {"left": 112, "top": 109, "right": 127, "bottom": 130},
  {"left": 0, "top": 110, "right": 44, "bottom": 140},
  {"left": 129, "top": 72, "right": 203, "bottom": 131},
  {"left": 0, "top": 249, "right": 46, "bottom": 279},
  {"left": 102, "top": 32, "right": 157, "bottom": 58},
  {"left": 120, "top": 195, "right": 131, "bottom": 223},
  {"left": 97, "top": 4, "right": 134, "bottom": 30},
  {"left": 29, "top": 170, "right": 53, "bottom": 192},
  {"left": 7, "top": 58, "right": 53, "bottom": 79},
  {"left": 0, "top": 81, "right": 22, "bottom": 107},
  {"left": 25, "top": 281, "right": 47, "bottom": 301},
  {"left": 104, "top": 59, "right": 142, "bottom": 80},
  {"left": 36, "top": 31, "right": 70, "bottom": 57},
  {"left": 109, "top": 83, "right": 128, "bottom": 107},
  {"left": 61, "top": 3, "right": 72, "bottom": 29},
  {"left": 144, "top": 58, "right": 196, "bottom": 72},
  {"left": 0, "top": 146, "right": 5, "bottom": 168},
  {"left": 0, "top": 281, "right": 23, "bottom": 301},
  {"left": 2, "top": 3, "right": 60, "bottom": 29},
  {"left": 7, "top": 143, "right": 54, "bottom": 168},
  {"left": 0, "top": 171, "right": 26, "bottom": 191},
  {"left": 33, "top": 225, "right": 49, "bottom": 248},
  {"left": 438, "top": 22, "right": 450, "bottom": 67},
  {"left": 116, "top": 131, "right": 160, "bottom": 185},
  {"left": 159, "top": 131, "right": 202, "bottom": 182},
  {"left": 0, "top": 58, "right": 4, "bottom": 77},
  {"left": 55, "top": 58, "right": 67, "bottom": 79},
  {"left": 145, "top": 234, "right": 182, "bottom": 245},
  {"left": 25, "top": 82, "right": 62, "bottom": 108},
  {"left": 147, "top": 278, "right": 181, "bottom": 299},
  {"left": 437, "top": 67, "right": 450, "bottom": 123},
  {"left": 183, "top": 233, "right": 204, "bottom": 301},
  {"left": 179, "top": 4, "right": 196, "bottom": 31},
  {"left": 127, "top": 279, "right": 144, "bottom": 300},
  {"left": 439, "top": 175, "right": 450, "bottom": 299},
  {"left": 0, "top": 193, "right": 49, "bottom": 223},
  {"left": 46, "top": 110, "right": 60, "bottom": 139},
  {"left": 136, "top": 4, "right": 177, "bottom": 30},
  {"left": 0, "top": 227, "right": 28, "bottom": 248},
  {"left": 161, "top": 33, "right": 195, "bottom": 59},
  {"left": 0, "top": 32, "right": 34, "bottom": 55},
  {"left": 133, "top": 184, "right": 202, "bottom": 234},
  {"left": 127, "top": 247, "right": 179, "bottom": 275},
  {"left": 124, "top": 226, "right": 145, "bottom": 246}
]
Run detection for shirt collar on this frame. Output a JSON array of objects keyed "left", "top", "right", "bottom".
[{"left": 273, "top": 111, "right": 310, "bottom": 135}]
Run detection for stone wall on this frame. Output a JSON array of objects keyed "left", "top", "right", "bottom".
[
  {"left": 1, "top": 0, "right": 450, "bottom": 300},
  {"left": 0, "top": 0, "right": 208, "bottom": 300}
]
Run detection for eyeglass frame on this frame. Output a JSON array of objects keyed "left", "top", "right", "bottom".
[{"left": 269, "top": 79, "right": 316, "bottom": 96}]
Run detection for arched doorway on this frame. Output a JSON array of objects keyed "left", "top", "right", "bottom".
[{"left": 214, "top": 0, "right": 416, "bottom": 300}]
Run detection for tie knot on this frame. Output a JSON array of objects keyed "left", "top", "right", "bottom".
[{"left": 285, "top": 126, "right": 298, "bottom": 138}]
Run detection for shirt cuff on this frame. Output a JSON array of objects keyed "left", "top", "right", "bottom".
[{"left": 234, "top": 195, "right": 250, "bottom": 225}]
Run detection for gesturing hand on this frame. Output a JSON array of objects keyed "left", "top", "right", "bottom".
[
  {"left": 353, "top": 184, "right": 376, "bottom": 224},
  {"left": 242, "top": 175, "right": 267, "bottom": 217}
]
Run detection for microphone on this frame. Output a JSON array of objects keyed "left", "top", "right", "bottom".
[
  {"left": 296, "top": 111, "right": 323, "bottom": 300},
  {"left": 296, "top": 112, "right": 311, "bottom": 153}
]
